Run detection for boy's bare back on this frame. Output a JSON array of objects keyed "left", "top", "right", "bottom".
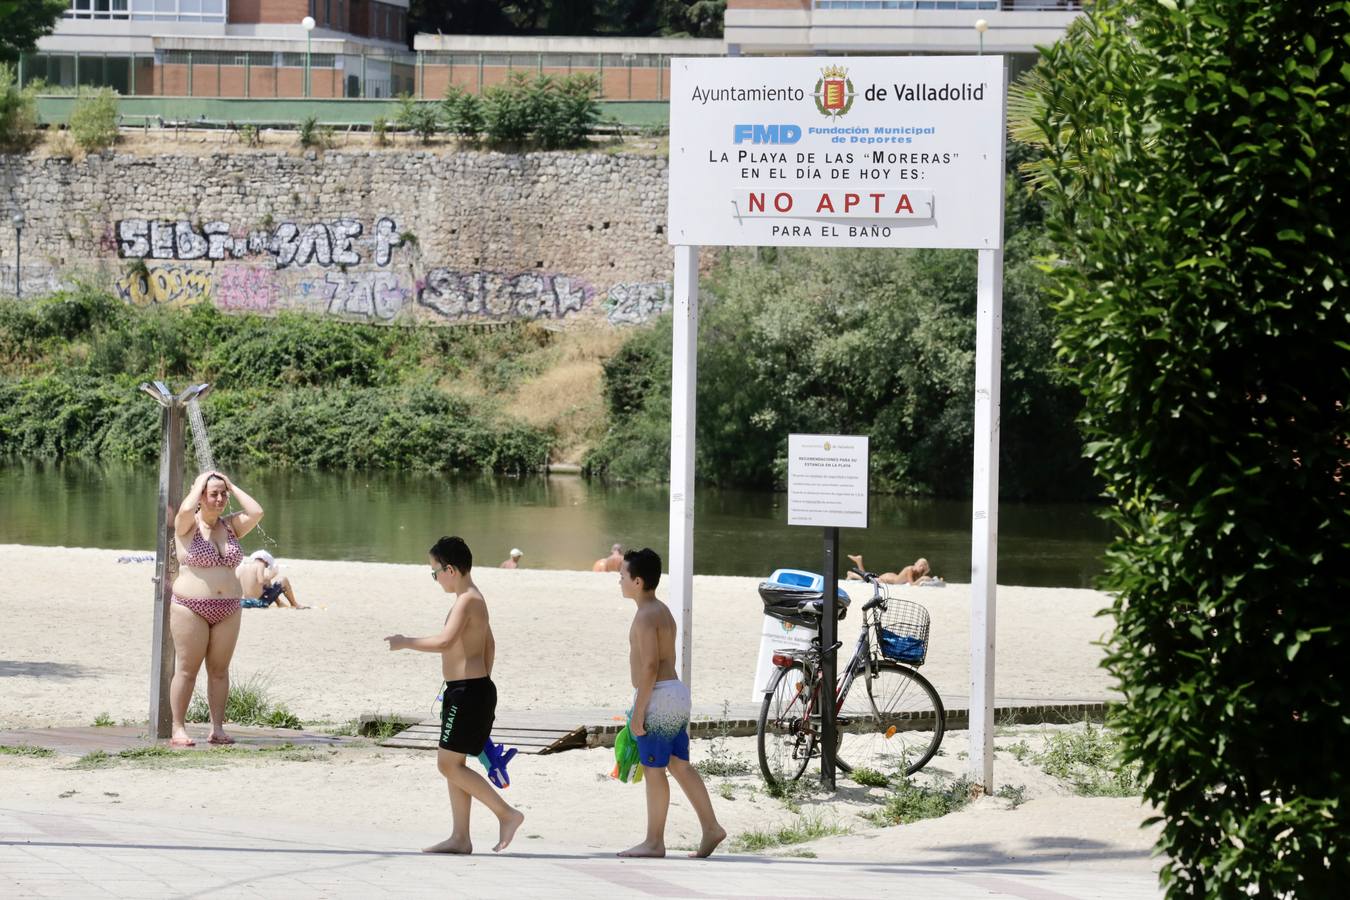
[
  {"left": 629, "top": 600, "right": 679, "bottom": 687},
  {"left": 443, "top": 588, "right": 494, "bottom": 681}
]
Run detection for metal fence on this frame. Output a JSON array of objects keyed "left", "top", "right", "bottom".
[{"left": 17, "top": 49, "right": 689, "bottom": 102}]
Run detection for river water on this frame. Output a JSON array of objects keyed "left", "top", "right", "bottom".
[{"left": 0, "top": 461, "right": 1112, "bottom": 588}]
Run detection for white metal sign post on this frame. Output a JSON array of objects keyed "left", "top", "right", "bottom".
[{"left": 668, "top": 55, "right": 1006, "bottom": 791}]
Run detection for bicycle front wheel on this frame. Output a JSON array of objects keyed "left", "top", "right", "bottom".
[
  {"left": 836, "top": 662, "right": 945, "bottom": 778},
  {"left": 757, "top": 662, "right": 815, "bottom": 788}
]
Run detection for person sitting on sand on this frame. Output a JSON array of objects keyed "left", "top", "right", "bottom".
[
  {"left": 616, "top": 547, "right": 726, "bottom": 859},
  {"left": 384, "top": 536, "right": 524, "bottom": 855},
  {"left": 593, "top": 542, "right": 624, "bottom": 573},
  {"left": 846, "top": 553, "right": 933, "bottom": 585},
  {"left": 238, "top": 550, "right": 303, "bottom": 609},
  {"left": 169, "top": 471, "right": 264, "bottom": 747},
  {"left": 499, "top": 548, "right": 522, "bottom": 569}
]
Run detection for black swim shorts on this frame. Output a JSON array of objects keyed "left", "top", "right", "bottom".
[{"left": 438, "top": 677, "right": 496, "bottom": 755}]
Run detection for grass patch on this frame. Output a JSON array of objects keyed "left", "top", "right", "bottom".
[
  {"left": 73, "top": 742, "right": 331, "bottom": 769},
  {"left": 694, "top": 700, "right": 753, "bottom": 778},
  {"left": 357, "top": 715, "right": 411, "bottom": 739},
  {"left": 848, "top": 767, "right": 891, "bottom": 788},
  {"left": 867, "top": 775, "right": 976, "bottom": 826},
  {"left": 92, "top": 712, "right": 115, "bottom": 727},
  {"left": 74, "top": 750, "right": 114, "bottom": 769},
  {"left": 186, "top": 672, "right": 302, "bottom": 730},
  {"left": 995, "top": 783, "right": 1029, "bottom": 808},
  {"left": 732, "top": 812, "right": 848, "bottom": 852},
  {"left": 764, "top": 774, "right": 813, "bottom": 812},
  {"left": 0, "top": 744, "right": 55, "bottom": 758},
  {"left": 1036, "top": 723, "right": 1142, "bottom": 797}
]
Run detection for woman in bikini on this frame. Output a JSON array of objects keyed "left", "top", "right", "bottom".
[{"left": 169, "top": 471, "right": 264, "bottom": 747}]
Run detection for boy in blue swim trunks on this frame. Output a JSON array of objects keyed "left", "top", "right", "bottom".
[
  {"left": 384, "top": 536, "right": 524, "bottom": 855},
  {"left": 616, "top": 548, "right": 726, "bottom": 859}
]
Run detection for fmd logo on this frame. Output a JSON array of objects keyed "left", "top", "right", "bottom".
[{"left": 733, "top": 124, "right": 802, "bottom": 145}]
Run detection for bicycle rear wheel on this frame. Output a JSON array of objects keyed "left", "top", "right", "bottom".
[
  {"left": 836, "top": 661, "right": 945, "bottom": 778},
  {"left": 757, "top": 662, "right": 816, "bottom": 788}
]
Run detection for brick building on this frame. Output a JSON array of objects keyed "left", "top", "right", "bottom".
[{"left": 24, "top": 0, "right": 411, "bottom": 97}]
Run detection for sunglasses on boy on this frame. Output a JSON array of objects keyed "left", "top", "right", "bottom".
[{"left": 431, "top": 563, "right": 452, "bottom": 580}]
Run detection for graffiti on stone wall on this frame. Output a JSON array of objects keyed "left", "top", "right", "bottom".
[
  {"left": 300, "top": 271, "right": 412, "bottom": 322},
  {"left": 115, "top": 265, "right": 214, "bottom": 308},
  {"left": 604, "top": 282, "right": 673, "bottom": 326},
  {"left": 115, "top": 217, "right": 404, "bottom": 270},
  {"left": 216, "top": 266, "right": 280, "bottom": 312},
  {"left": 416, "top": 269, "right": 593, "bottom": 322}
]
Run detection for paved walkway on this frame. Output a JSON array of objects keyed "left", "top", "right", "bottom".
[{"left": 1, "top": 800, "right": 1158, "bottom": 899}]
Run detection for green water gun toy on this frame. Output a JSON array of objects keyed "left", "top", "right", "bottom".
[{"left": 611, "top": 723, "right": 644, "bottom": 783}]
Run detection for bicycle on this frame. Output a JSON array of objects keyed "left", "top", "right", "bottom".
[{"left": 756, "top": 566, "right": 946, "bottom": 788}]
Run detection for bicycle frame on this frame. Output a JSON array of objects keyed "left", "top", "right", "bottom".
[{"left": 776, "top": 582, "right": 887, "bottom": 724}]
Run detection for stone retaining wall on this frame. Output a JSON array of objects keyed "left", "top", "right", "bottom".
[{"left": 0, "top": 149, "right": 675, "bottom": 327}]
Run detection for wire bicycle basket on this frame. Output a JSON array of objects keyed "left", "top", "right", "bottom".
[{"left": 876, "top": 595, "right": 931, "bottom": 666}]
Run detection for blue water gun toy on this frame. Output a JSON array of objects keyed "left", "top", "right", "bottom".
[
  {"left": 610, "top": 723, "right": 644, "bottom": 783},
  {"left": 477, "top": 737, "right": 517, "bottom": 789}
]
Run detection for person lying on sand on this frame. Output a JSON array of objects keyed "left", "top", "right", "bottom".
[{"left": 845, "top": 554, "right": 934, "bottom": 585}]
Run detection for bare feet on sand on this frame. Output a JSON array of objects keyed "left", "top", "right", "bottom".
[
  {"left": 207, "top": 732, "right": 235, "bottom": 745},
  {"left": 423, "top": 836, "right": 472, "bottom": 854},
  {"left": 689, "top": 825, "right": 727, "bottom": 859},
  {"left": 494, "top": 809, "right": 525, "bottom": 853},
  {"left": 168, "top": 733, "right": 195, "bottom": 748},
  {"left": 617, "top": 841, "right": 665, "bottom": 858}
]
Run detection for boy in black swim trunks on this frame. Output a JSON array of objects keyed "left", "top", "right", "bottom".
[{"left": 384, "top": 536, "right": 524, "bottom": 854}]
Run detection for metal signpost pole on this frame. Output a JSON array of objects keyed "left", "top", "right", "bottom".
[
  {"left": 669, "top": 244, "right": 699, "bottom": 688},
  {"left": 968, "top": 57, "right": 1008, "bottom": 794},
  {"left": 820, "top": 526, "right": 840, "bottom": 790},
  {"left": 969, "top": 245, "right": 1005, "bottom": 792}
]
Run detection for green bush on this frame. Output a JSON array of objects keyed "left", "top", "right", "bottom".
[
  {"left": 0, "top": 297, "right": 554, "bottom": 475},
  {"left": 394, "top": 94, "right": 440, "bottom": 144},
  {"left": 441, "top": 85, "right": 484, "bottom": 139},
  {"left": 298, "top": 114, "right": 318, "bottom": 148},
  {"left": 0, "top": 64, "right": 40, "bottom": 151},
  {"left": 556, "top": 73, "right": 601, "bottom": 148},
  {"left": 68, "top": 87, "right": 119, "bottom": 152},
  {"left": 482, "top": 72, "right": 533, "bottom": 145},
  {"left": 1016, "top": 0, "right": 1349, "bottom": 894}
]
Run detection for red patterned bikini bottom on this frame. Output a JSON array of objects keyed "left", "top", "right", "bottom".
[{"left": 172, "top": 594, "right": 241, "bottom": 626}]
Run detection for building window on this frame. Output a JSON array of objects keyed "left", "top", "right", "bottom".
[{"left": 72, "top": 0, "right": 226, "bottom": 21}]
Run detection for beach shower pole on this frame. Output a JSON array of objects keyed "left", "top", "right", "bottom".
[{"left": 141, "top": 381, "right": 211, "bottom": 739}]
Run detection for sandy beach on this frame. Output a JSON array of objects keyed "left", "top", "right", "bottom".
[
  {"left": 1, "top": 544, "right": 1157, "bottom": 879},
  {"left": 0, "top": 544, "right": 1117, "bottom": 729}
]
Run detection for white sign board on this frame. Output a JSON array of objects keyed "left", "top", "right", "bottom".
[
  {"left": 669, "top": 56, "right": 1005, "bottom": 249},
  {"left": 787, "top": 434, "right": 869, "bottom": 529}
]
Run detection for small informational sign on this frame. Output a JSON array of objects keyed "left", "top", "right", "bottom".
[
  {"left": 787, "top": 434, "right": 869, "bottom": 529},
  {"left": 669, "top": 55, "right": 1005, "bottom": 249}
]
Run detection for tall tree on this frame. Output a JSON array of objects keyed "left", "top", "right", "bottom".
[
  {"left": 0, "top": 0, "right": 67, "bottom": 64},
  {"left": 1015, "top": 0, "right": 1348, "bottom": 894}
]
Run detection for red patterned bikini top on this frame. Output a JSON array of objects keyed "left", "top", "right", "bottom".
[{"left": 183, "top": 518, "right": 242, "bottom": 569}]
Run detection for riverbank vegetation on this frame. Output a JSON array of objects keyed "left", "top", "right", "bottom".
[
  {"left": 0, "top": 294, "right": 563, "bottom": 474},
  {"left": 0, "top": 162, "right": 1094, "bottom": 497},
  {"left": 585, "top": 151, "right": 1096, "bottom": 499}
]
